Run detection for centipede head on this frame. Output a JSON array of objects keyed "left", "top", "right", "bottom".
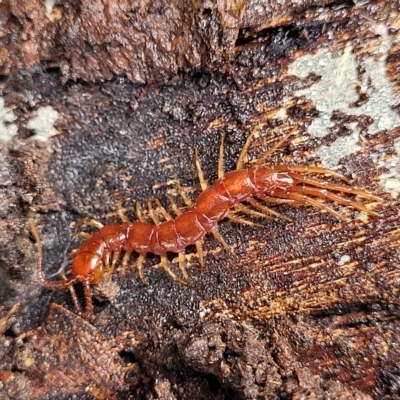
[{"left": 72, "top": 253, "right": 104, "bottom": 284}]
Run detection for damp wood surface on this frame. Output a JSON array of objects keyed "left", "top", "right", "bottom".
[{"left": 0, "top": 1, "right": 400, "bottom": 399}]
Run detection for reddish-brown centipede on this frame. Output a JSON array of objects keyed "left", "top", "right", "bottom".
[{"left": 30, "top": 129, "right": 382, "bottom": 317}]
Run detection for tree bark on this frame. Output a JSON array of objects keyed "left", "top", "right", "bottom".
[{"left": 0, "top": 1, "right": 399, "bottom": 399}]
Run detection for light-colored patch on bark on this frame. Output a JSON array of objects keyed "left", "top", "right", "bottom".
[
  {"left": 288, "top": 24, "right": 400, "bottom": 142},
  {"left": 27, "top": 106, "right": 59, "bottom": 142},
  {"left": 0, "top": 98, "right": 18, "bottom": 142},
  {"left": 378, "top": 138, "right": 400, "bottom": 198}
]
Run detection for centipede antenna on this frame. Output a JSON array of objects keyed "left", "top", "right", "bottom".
[
  {"left": 291, "top": 186, "right": 380, "bottom": 216},
  {"left": 248, "top": 199, "right": 293, "bottom": 222},
  {"left": 64, "top": 277, "right": 82, "bottom": 314},
  {"left": 218, "top": 134, "right": 226, "bottom": 179},
  {"left": 210, "top": 229, "right": 230, "bottom": 251},
  {"left": 256, "top": 127, "right": 297, "bottom": 165},
  {"left": 194, "top": 149, "right": 209, "bottom": 191},
  {"left": 160, "top": 255, "right": 187, "bottom": 285},
  {"left": 29, "top": 219, "right": 76, "bottom": 288}
]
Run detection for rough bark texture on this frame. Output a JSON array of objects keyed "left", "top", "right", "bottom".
[{"left": 1, "top": 0, "right": 400, "bottom": 399}]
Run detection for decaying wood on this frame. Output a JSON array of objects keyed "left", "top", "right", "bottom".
[{"left": 1, "top": 1, "right": 400, "bottom": 399}]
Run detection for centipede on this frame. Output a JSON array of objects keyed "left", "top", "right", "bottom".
[{"left": 30, "top": 128, "right": 383, "bottom": 318}]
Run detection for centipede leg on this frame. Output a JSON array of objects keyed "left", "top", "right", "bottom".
[
  {"left": 210, "top": 229, "right": 230, "bottom": 251},
  {"left": 136, "top": 254, "right": 148, "bottom": 284},
  {"left": 236, "top": 129, "right": 257, "bottom": 170},
  {"left": 272, "top": 191, "right": 348, "bottom": 221},
  {"left": 178, "top": 252, "right": 193, "bottom": 285},
  {"left": 160, "top": 255, "right": 187, "bottom": 285},
  {"left": 289, "top": 173, "right": 383, "bottom": 201},
  {"left": 173, "top": 180, "right": 194, "bottom": 207},
  {"left": 111, "top": 251, "right": 120, "bottom": 270},
  {"left": 116, "top": 200, "right": 130, "bottom": 223},
  {"left": 248, "top": 199, "right": 293, "bottom": 222},
  {"left": 236, "top": 203, "right": 276, "bottom": 222},
  {"left": 258, "top": 195, "right": 296, "bottom": 205},
  {"left": 289, "top": 186, "right": 380, "bottom": 216},
  {"left": 135, "top": 202, "right": 147, "bottom": 223},
  {"left": 194, "top": 149, "right": 209, "bottom": 191},
  {"left": 121, "top": 251, "right": 132, "bottom": 279},
  {"left": 196, "top": 243, "right": 204, "bottom": 270},
  {"left": 255, "top": 128, "right": 298, "bottom": 165},
  {"left": 72, "top": 232, "right": 92, "bottom": 240},
  {"left": 72, "top": 218, "right": 104, "bottom": 230},
  {"left": 226, "top": 213, "right": 263, "bottom": 227},
  {"left": 169, "top": 195, "right": 183, "bottom": 216},
  {"left": 273, "top": 165, "right": 350, "bottom": 182},
  {"left": 155, "top": 198, "right": 173, "bottom": 221},
  {"left": 218, "top": 134, "right": 226, "bottom": 179},
  {"left": 104, "top": 253, "right": 111, "bottom": 270}
]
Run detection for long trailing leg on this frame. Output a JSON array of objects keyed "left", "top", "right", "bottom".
[
  {"left": 287, "top": 172, "right": 383, "bottom": 201},
  {"left": 268, "top": 190, "right": 348, "bottom": 221},
  {"left": 285, "top": 185, "right": 380, "bottom": 216}
]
